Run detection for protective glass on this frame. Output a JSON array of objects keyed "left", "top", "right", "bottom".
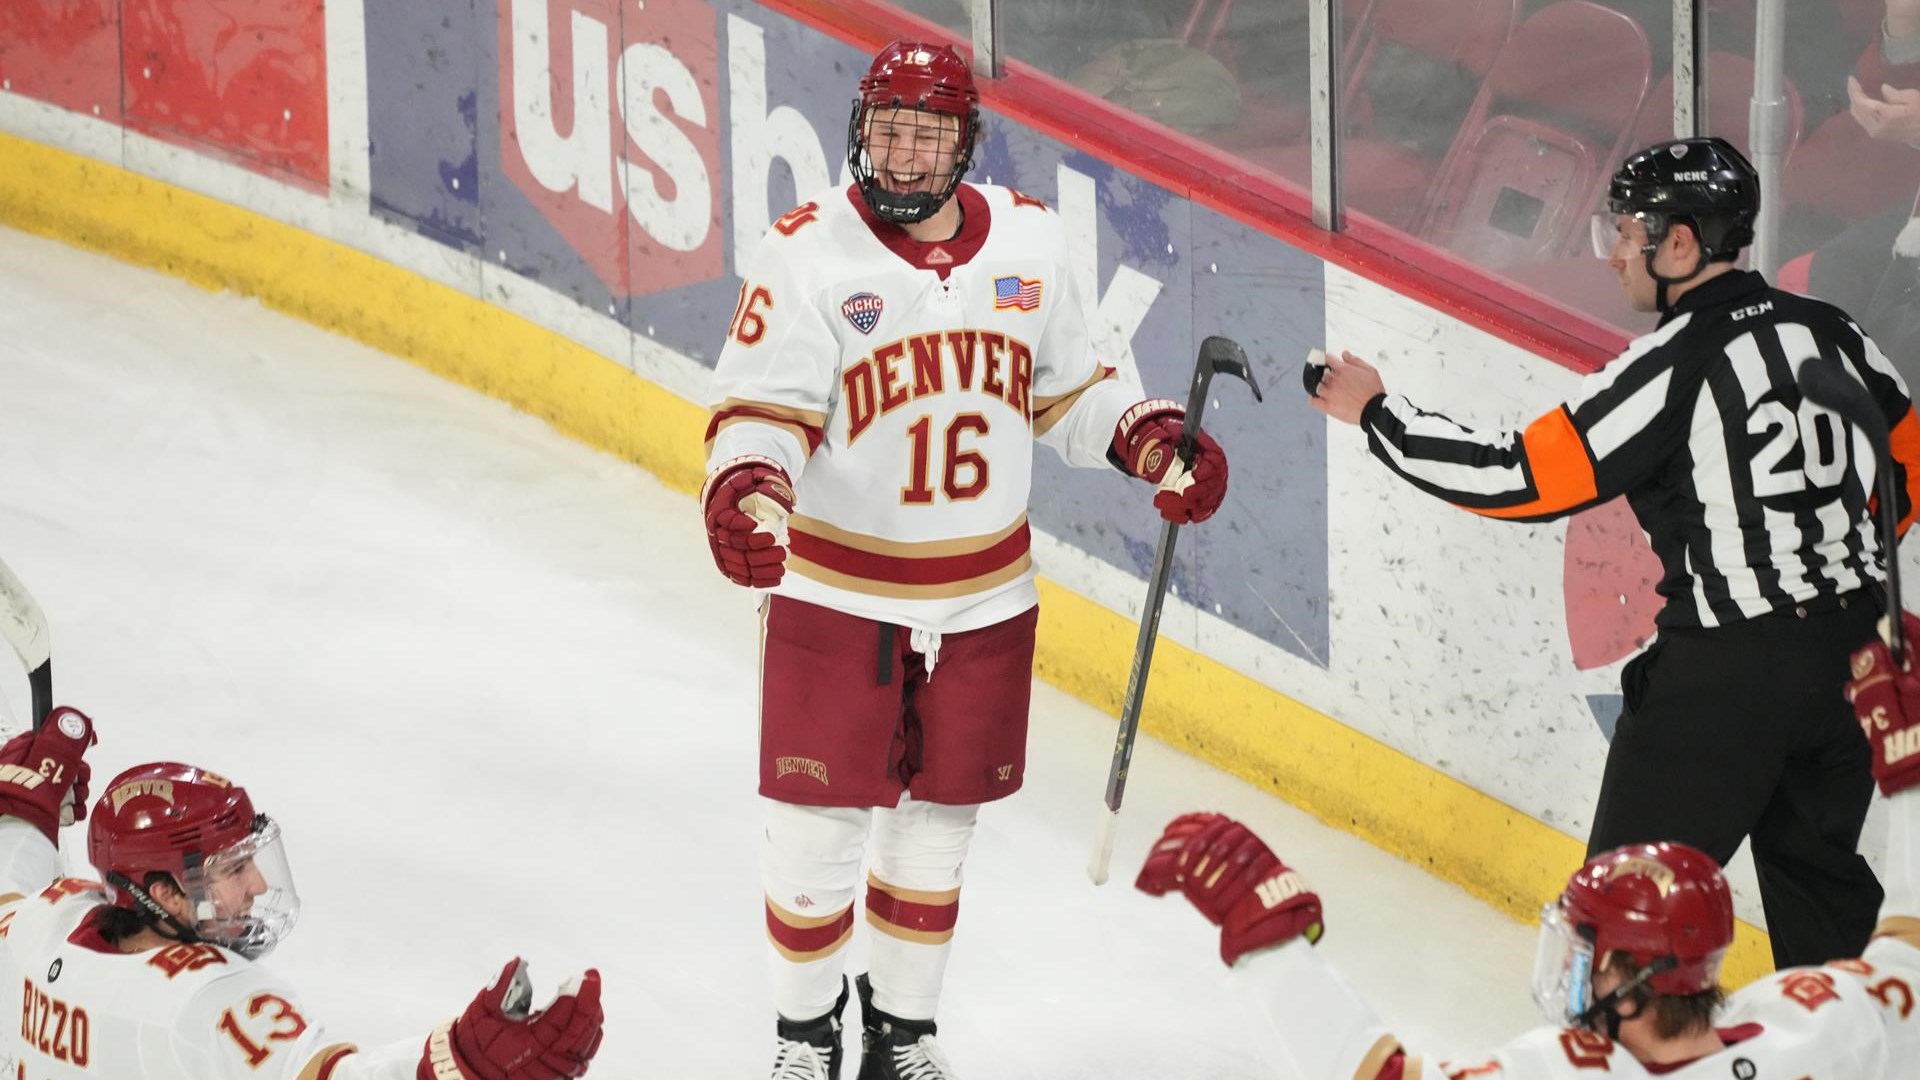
[
  {"left": 1530, "top": 900, "right": 1595, "bottom": 1025},
  {"left": 180, "top": 815, "right": 301, "bottom": 959}
]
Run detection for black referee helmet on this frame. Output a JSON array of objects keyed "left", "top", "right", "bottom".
[{"left": 1593, "top": 137, "right": 1761, "bottom": 309}]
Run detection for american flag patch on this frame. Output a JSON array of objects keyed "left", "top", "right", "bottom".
[
  {"left": 841, "top": 292, "right": 884, "bottom": 334},
  {"left": 993, "top": 276, "right": 1043, "bottom": 311}
]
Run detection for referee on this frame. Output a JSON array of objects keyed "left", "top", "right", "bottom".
[{"left": 1308, "top": 137, "right": 1920, "bottom": 969}]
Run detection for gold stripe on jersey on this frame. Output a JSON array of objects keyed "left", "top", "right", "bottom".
[
  {"left": 768, "top": 926, "right": 855, "bottom": 963},
  {"left": 1353, "top": 1034, "right": 1404, "bottom": 1080},
  {"left": 1874, "top": 914, "right": 1920, "bottom": 950},
  {"left": 863, "top": 874, "right": 960, "bottom": 906},
  {"left": 298, "top": 1043, "right": 359, "bottom": 1080},
  {"left": 1032, "top": 368, "right": 1116, "bottom": 436},
  {"left": 0, "top": 892, "right": 23, "bottom": 906},
  {"left": 864, "top": 908, "right": 956, "bottom": 945},
  {"left": 705, "top": 398, "right": 828, "bottom": 455},
  {"left": 788, "top": 551, "right": 1032, "bottom": 600},
  {"left": 788, "top": 514, "right": 1027, "bottom": 559},
  {"left": 766, "top": 899, "right": 856, "bottom": 963}
]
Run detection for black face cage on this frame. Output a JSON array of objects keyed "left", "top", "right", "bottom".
[{"left": 846, "top": 102, "right": 980, "bottom": 225}]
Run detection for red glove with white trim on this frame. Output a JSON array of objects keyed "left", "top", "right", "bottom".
[
  {"left": 419, "top": 959, "right": 604, "bottom": 1080},
  {"left": 1136, "top": 812, "right": 1325, "bottom": 966},
  {"left": 1845, "top": 611, "right": 1920, "bottom": 797},
  {"left": 1113, "top": 400, "right": 1228, "bottom": 524},
  {"left": 0, "top": 706, "right": 95, "bottom": 843},
  {"left": 701, "top": 456, "right": 795, "bottom": 588}
]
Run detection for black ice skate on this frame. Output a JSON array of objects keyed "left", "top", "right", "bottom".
[
  {"left": 855, "top": 973, "right": 959, "bottom": 1080},
  {"left": 772, "top": 978, "right": 850, "bottom": 1080}
]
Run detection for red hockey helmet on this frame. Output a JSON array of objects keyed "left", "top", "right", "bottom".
[
  {"left": 847, "top": 41, "right": 982, "bottom": 225},
  {"left": 858, "top": 40, "right": 978, "bottom": 118},
  {"left": 1533, "top": 842, "right": 1733, "bottom": 1025},
  {"left": 88, "top": 762, "right": 301, "bottom": 958}
]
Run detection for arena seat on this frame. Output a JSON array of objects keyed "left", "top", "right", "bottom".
[
  {"left": 1416, "top": 0, "right": 1652, "bottom": 269},
  {"left": 1228, "top": 0, "right": 1518, "bottom": 225}
]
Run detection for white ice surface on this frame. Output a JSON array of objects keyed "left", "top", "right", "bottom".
[{"left": 0, "top": 226, "right": 1538, "bottom": 1077}]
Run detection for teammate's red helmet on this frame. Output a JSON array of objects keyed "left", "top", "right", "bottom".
[
  {"left": 1561, "top": 842, "right": 1734, "bottom": 995},
  {"left": 847, "top": 41, "right": 982, "bottom": 225},
  {"left": 857, "top": 40, "right": 979, "bottom": 117},
  {"left": 88, "top": 762, "right": 301, "bottom": 958},
  {"left": 88, "top": 762, "right": 256, "bottom": 894}
]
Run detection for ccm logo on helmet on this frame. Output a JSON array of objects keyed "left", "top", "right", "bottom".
[{"left": 109, "top": 780, "right": 175, "bottom": 813}]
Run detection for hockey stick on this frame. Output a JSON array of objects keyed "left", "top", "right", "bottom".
[
  {"left": 1088, "top": 336, "right": 1263, "bottom": 885},
  {"left": 1797, "top": 356, "right": 1904, "bottom": 659},
  {"left": 0, "top": 557, "right": 51, "bottom": 730}
]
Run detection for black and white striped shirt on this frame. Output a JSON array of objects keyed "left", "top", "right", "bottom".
[{"left": 1362, "top": 271, "right": 1920, "bottom": 629}]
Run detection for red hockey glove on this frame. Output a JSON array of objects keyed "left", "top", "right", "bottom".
[
  {"left": 1113, "top": 401, "right": 1228, "bottom": 524},
  {"left": 419, "top": 959, "right": 604, "bottom": 1080},
  {"left": 701, "top": 456, "right": 795, "bottom": 588},
  {"left": 1845, "top": 611, "right": 1920, "bottom": 797},
  {"left": 0, "top": 706, "right": 95, "bottom": 843},
  {"left": 1136, "top": 812, "right": 1325, "bottom": 966}
]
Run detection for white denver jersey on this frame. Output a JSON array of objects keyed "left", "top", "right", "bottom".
[
  {"left": 1235, "top": 789, "right": 1920, "bottom": 1080},
  {"left": 706, "top": 182, "right": 1144, "bottom": 634},
  {"left": 0, "top": 822, "right": 418, "bottom": 1079}
]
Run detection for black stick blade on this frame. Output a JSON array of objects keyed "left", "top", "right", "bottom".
[
  {"left": 28, "top": 662, "right": 49, "bottom": 732},
  {"left": 1797, "top": 356, "right": 1888, "bottom": 444},
  {"left": 1200, "top": 336, "right": 1264, "bottom": 402}
]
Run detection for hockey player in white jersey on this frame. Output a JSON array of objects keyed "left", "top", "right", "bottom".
[
  {"left": 700, "top": 38, "right": 1233, "bottom": 1080},
  {"left": 0, "top": 707, "right": 604, "bottom": 1079},
  {"left": 1136, "top": 614, "right": 1920, "bottom": 1079}
]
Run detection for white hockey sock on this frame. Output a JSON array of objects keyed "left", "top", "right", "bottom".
[
  {"left": 865, "top": 796, "right": 979, "bottom": 1020},
  {"left": 763, "top": 801, "right": 871, "bottom": 1021}
]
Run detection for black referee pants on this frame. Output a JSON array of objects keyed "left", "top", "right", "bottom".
[{"left": 1587, "top": 596, "right": 1883, "bottom": 970}]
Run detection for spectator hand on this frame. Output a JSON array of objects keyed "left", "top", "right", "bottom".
[
  {"left": 1846, "top": 611, "right": 1920, "bottom": 797},
  {"left": 1848, "top": 77, "right": 1920, "bottom": 147},
  {"left": 1136, "top": 812, "right": 1325, "bottom": 966},
  {"left": 1305, "top": 350, "right": 1385, "bottom": 426},
  {"left": 0, "top": 706, "right": 95, "bottom": 843}
]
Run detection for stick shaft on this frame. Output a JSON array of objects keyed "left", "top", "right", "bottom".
[
  {"left": 1101, "top": 517, "right": 1181, "bottom": 814},
  {"left": 1087, "top": 343, "right": 1236, "bottom": 884}
]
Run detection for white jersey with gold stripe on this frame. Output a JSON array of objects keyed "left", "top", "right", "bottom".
[
  {"left": 0, "top": 821, "right": 422, "bottom": 1080},
  {"left": 705, "top": 181, "right": 1143, "bottom": 634},
  {"left": 1233, "top": 786, "right": 1920, "bottom": 1080}
]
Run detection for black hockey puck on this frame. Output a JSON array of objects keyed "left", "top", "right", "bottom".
[{"left": 1302, "top": 359, "right": 1328, "bottom": 398}]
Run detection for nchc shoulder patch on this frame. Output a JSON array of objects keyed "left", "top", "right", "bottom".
[{"left": 841, "top": 292, "right": 884, "bottom": 335}]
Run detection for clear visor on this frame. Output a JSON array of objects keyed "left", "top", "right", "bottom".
[
  {"left": 1590, "top": 211, "right": 1619, "bottom": 260},
  {"left": 1530, "top": 901, "right": 1595, "bottom": 1026},
  {"left": 180, "top": 815, "right": 300, "bottom": 960}
]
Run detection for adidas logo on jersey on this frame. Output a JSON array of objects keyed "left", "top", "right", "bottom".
[{"left": 843, "top": 330, "right": 1035, "bottom": 444}]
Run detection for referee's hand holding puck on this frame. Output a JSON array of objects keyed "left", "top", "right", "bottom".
[{"left": 1305, "top": 349, "right": 1385, "bottom": 426}]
